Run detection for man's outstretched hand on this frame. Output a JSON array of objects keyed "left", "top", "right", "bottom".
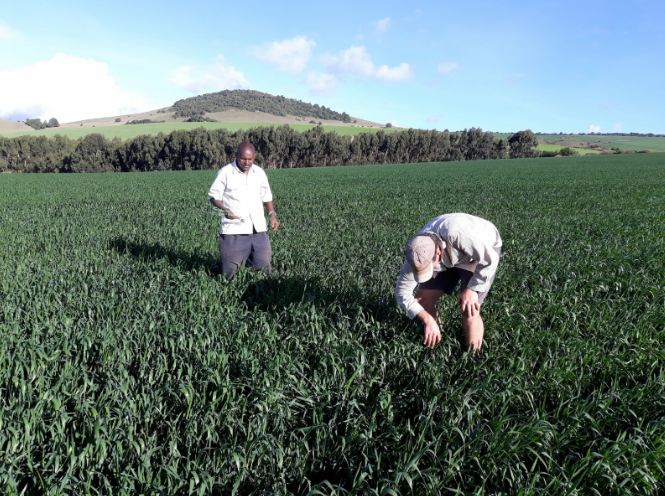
[{"left": 422, "top": 315, "right": 442, "bottom": 349}]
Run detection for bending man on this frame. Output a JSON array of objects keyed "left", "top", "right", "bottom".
[
  {"left": 395, "top": 213, "right": 502, "bottom": 351},
  {"left": 208, "top": 142, "right": 279, "bottom": 279}
]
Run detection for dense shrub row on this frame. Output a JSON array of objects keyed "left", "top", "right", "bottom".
[{"left": 0, "top": 126, "right": 538, "bottom": 173}]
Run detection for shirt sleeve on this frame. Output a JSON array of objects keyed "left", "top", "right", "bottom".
[
  {"left": 395, "top": 260, "right": 423, "bottom": 320},
  {"left": 458, "top": 231, "right": 501, "bottom": 292},
  {"left": 259, "top": 170, "right": 273, "bottom": 203},
  {"left": 208, "top": 169, "right": 226, "bottom": 201}
]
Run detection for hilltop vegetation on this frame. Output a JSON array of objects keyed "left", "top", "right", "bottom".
[{"left": 172, "top": 89, "right": 352, "bottom": 122}]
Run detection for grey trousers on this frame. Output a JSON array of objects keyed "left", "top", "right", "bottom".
[{"left": 218, "top": 232, "right": 272, "bottom": 279}]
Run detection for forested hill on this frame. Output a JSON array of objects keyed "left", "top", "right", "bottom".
[{"left": 172, "top": 89, "right": 352, "bottom": 122}]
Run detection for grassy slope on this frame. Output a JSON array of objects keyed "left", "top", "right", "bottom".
[
  {"left": 1, "top": 153, "right": 664, "bottom": 494},
  {"left": 490, "top": 133, "right": 665, "bottom": 153},
  {"left": 537, "top": 134, "right": 665, "bottom": 152},
  {"left": 0, "top": 121, "right": 399, "bottom": 140}
]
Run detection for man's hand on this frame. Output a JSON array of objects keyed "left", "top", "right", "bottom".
[
  {"left": 270, "top": 213, "right": 279, "bottom": 231},
  {"left": 422, "top": 315, "right": 442, "bottom": 349},
  {"left": 211, "top": 199, "right": 241, "bottom": 220},
  {"left": 458, "top": 288, "right": 479, "bottom": 318}
]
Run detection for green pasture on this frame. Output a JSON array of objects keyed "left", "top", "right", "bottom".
[
  {"left": 0, "top": 122, "right": 395, "bottom": 140},
  {"left": 537, "top": 134, "right": 665, "bottom": 152},
  {"left": 1, "top": 154, "right": 664, "bottom": 494},
  {"left": 536, "top": 143, "right": 600, "bottom": 155}
]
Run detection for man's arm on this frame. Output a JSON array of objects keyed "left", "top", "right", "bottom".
[
  {"left": 208, "top": 169, "right": 239, "bottom": 219},
  {"left": 209, "top": 198, "right": 240, "bottom": 219},
  {"left": 263, "top": 201, "right": 279, "bottom": 231},
  {"left": 395, "top": 261, "right": 442, "bottom": 348},
  {"left": 457, "top": 231, "right": 500, "bottom": 293}
]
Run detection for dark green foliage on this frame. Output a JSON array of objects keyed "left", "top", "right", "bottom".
[
  {"left": 127, "top": 119, "right": 163, "bottom": 125},
  {"left": 64, "top": 133, "right": 121, "bottom": 172},
  {"left": 185, "top": 115, "right": 218, "bottom": 123},
  {"left": 24, "top": 117, "right": 60, "bottom": 130},
  {"left": 0, "top": 154, "right": 664, "bottom": 494},
  {"left": 0, "top": 127, "right": 502, "bottom": 173},
  {"left": 0, "top": 135, "right": 74, "bottom": 172},
  {"left": 509, "top": 130, "right": 539, "bottom": 158},
  {"left": 172, "top": 89, "right": 353, "bottom": 122}
]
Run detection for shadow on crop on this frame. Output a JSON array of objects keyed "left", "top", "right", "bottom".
[
  {"left": 241, "top": 275, "right": 398, "bottom": 324},
  {"left": 109, "top": 237, "right": 218, "bottom": 274}
]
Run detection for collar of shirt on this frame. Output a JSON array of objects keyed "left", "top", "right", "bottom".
[{"left": 232, "top": 160, "right": 256, "bottom": 175}]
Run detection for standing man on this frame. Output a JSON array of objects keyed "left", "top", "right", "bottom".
[
  {"left": 208, "top": 142, "right": 279, "bottom": 279},
  {"left": 395, "top": 213, "right": 502, "bottom": 352}
]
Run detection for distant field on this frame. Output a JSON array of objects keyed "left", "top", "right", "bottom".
[
  {"left": 536, "top": 143, "right": 601, "bottom": 155},
  {"left": 537, "top": 134, "right": 665, "bottom": 152},
  {"left": 0, "top": 122, "right": 396, "bottom": 140}
]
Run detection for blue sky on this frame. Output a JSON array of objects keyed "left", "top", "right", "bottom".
[{"left": 1, "top": 0, "right": 663, "bottom": 133}]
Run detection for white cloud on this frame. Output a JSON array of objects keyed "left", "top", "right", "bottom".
[
  {"left": 587, "top": 124, "right": 601, "bottom": 133},
  {"left": 373, "top": 17, "right": 391, "bottom": 34},
  {"left": 437, "top": 62, "right": 460, "bottom": 75},
  {"left": 325, "top": 46, "right": 374, "bottom": 77},
  {"left": 375, "top": 63, "right": 412, "bottom": 81},
  {"left": 306, "top": 72, "right": 339, "bottom": 96},
  {"left": 0, "top": 20, "right": 16, "bottom": 40},
  {"left": 254, "top": 36, "right": 315, "bottom": 72},
  {"left": 0, "top": 53, "right": 153, "bottom": 123},
  {"left": 172, "top": 55, "right": 249, "bottom": 94},
  {"left": 324, "top": 45, "right": 412, "bottom": 81}
]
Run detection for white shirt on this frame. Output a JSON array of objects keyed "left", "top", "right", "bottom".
[
  {"left": 395, "top": 213, "right": 502, "bottom": 319},
  {"left": 208, "top": 161, "right": 273, "bottom": 234}
]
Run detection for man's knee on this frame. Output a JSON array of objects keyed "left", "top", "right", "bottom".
[
  {"left": 221, "top": 258, "right": 243, "bottom": 280},
  {"left": 248, "top": 233, "right": 272, "bottom": 271},
  {"left": 461, "top": 311, "right": 483, "bottom": 326}
]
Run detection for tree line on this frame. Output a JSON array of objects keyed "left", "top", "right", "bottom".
[
  {"left": 0, "top": 127, "right": 540, "bottom": 173},
  {"left": 25, "top": 117, "right": 60, "bottom": 130},
  {"left": 172, "top": 90, "right": 352, "bottom": 122}
]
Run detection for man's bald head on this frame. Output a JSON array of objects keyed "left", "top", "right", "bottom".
[
  {"left": 237, "top": 142, "right": 256, "bottom": 156},
  {"left": 236, "top": 142, "right": 256, "bottom": 173}
]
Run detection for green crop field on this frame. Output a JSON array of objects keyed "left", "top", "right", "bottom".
[
  {"left": 0, "top": 122, "right": 395, "bottom": 141},
  {"left": 1, "top": 154, "right": 664, "bottom": 494}
]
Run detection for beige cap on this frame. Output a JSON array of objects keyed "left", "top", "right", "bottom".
[{"left": 405, "top": 235, "right": 437, "bottom": 283}]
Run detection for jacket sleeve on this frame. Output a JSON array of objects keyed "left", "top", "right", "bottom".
[
  {"left": 458, "top": 231, "right": 501, "bottom": 292},
  {"left": 395, "top": 260, "right": 423, "bottom": 319},
  {"left": 259, "top": 169, "right": 273, "bottom": 202},
  {"left": 208, "top": 169, "right": 226, "bottom": 201}
]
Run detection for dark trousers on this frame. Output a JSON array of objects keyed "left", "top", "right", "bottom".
[{"left": 218, "top": 232, "right": 272, "bottom": 279}]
